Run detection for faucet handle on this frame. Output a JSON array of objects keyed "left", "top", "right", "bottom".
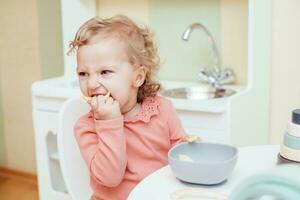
[
  {"left": 198, "top": 70, "right": 210, "bottom": 82},
  {"left": 217, "top": 68, "right": 236, "bottom": 85},
  {"left": 198, "top": 66, "right": 236, "bottom": 87},
  {"left": 198, "top": 69, "right": 221, "bottom": 88},
  {"left": 198, "top": 67, "right": 214, "bottom": 82}
]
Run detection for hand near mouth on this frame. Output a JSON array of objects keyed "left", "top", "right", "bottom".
[{"left": 83, "top": 92, "right": 121, "bottom": 120}]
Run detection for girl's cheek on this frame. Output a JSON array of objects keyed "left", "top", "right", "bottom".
[{"left": 79, "top": 83, "right": 88, "bottom": 96}]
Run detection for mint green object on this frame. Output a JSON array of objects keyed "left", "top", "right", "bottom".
[
  {"left": 229, "top": 164, "right": 300, "bottom": 200},
  {"left": 284, "top": 132, "right": 300, "bottom": 150}
]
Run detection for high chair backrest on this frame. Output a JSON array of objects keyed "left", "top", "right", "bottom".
[{"left": 58, "top": 97, "right": 93, "bottom": 200}]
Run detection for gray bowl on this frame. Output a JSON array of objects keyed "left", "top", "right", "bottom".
[{"left": 168, "top": 142, "right": 238, "bottom": 185}]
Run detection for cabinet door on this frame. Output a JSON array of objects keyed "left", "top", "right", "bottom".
[{"left": 33, "top": 110, "right": 70, "bottom": 198}]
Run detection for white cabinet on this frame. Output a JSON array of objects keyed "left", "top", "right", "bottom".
[
  {"left": 32, "top": 96, "right": 72, "bottom": 200},
  {"left": 32, "top": 77, "right": 80, "bottom": 200},
  {"left": 31, "top": 77, "right": 231, "bottom": 200}
]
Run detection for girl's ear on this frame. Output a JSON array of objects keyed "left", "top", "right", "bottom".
[{"left": 133, "top": 66, "right": 147, "bottom": 87}]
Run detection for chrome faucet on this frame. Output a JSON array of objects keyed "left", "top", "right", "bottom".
[{"left": 182, "top": 23, "right": 236, "bottom": 89}]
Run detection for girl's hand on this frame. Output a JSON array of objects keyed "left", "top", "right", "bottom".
[
  {"left": 87, "top": 93, "right": 122, "bottom": 120},
  {"left": 181, "top": 134, "right": 202, "bottom": 143}
]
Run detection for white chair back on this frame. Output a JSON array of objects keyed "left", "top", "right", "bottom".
[{"left": 58, "top": 97, "right": 93, "bottom": 200}]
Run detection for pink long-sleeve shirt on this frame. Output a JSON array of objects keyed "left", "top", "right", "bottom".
[{"left": 74, "top": 96, "right": 187, "bottom": 200}]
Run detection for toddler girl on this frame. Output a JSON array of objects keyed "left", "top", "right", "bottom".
[{"left": 69, "top": 15, "right": 198, "bottom": 200}]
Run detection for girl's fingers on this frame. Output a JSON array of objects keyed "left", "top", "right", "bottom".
[
  {"left": 112, "top": 100, "right": 120, "bottom": 108},
  {"left": 92, "top": 92, "right": 112, "bottom": 114},
  {"left": 104, "top": 92, "right": 110, "bottom": 99},
  {"left": 106, "top": 96, "right": 114, "bottom": 104},
  {"left": 102, "top": 92, "right": 111, "bottom": 104},
  {"left": 97, "top": 95, "right": 106, "bottom": 107},
  {"left": 91, "top": 96, "right": 98, "bottom": 110}
]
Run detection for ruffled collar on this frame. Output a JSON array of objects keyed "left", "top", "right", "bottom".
[
  {"left": 87, "top": 96, "right": 160, "bottom": 123},
  {"left": 124, "top": 96, "right": 159, "bottom": 123}
]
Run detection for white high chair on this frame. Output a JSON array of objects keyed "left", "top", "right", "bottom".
[{"left": 57, "top": 97, "right": 93, "bottom": 200}]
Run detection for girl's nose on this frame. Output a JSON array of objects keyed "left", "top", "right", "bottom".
[{"left": 88, "top": 77, "right": 102, "bottom": 90}]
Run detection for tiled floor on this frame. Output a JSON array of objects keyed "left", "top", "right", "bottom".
[{"left": 0, "top": 176, "right": 39, "bottom": 200}]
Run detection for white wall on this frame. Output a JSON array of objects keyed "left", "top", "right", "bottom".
[
  {"left": 220, "top": 0, "right": 248, "bottom": 85},
  {"left": 230, "top": 0, "right": 271, "bottom": 146},
  {"left": 269, "top": 0, "right": 300, "bottom": 144},
  {"left": 0, "top": 0, "right": 41, "bottom": 173}
]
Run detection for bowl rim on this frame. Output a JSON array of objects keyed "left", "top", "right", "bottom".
[{"left": 168, "top": 141, "right": 238, "bottom": 164}]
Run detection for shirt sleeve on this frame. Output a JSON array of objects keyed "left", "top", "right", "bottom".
[
  {"left": 73, "top": 115, "right": 127, "bottom": 187},
  {"left": 166, "top": 101, "right": 187, "bottom": 147}
]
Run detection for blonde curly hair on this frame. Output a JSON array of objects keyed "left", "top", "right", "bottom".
[{"left": 69, "top": 15, "right": 161, "bottom": 103}]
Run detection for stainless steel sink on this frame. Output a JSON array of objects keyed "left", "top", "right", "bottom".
[{"left": 161, "top": 85, "right": 236, "bottom": 100}]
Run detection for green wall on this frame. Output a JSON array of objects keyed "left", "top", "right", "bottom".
[
  {"left": 37, "top": 0, "right": 64, "bottom": 79},
  {"left": 149, "top": 0, "right": 221, "bottom": 81}
]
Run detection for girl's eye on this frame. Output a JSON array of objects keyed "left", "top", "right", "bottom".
[
  {"left": 100, "top": 70, "right": 113, "bottom": 76},
  {"left": 78, "top": 72, "right": 88, "bottom": 77}
]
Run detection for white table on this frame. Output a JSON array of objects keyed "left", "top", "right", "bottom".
[{"left": 128, "top": 145, "right": 280, "bottom": 200}]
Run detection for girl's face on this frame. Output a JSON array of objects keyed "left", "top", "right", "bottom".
[{"left": 76, "top": 37, "right": 145, "bottom": 113}]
